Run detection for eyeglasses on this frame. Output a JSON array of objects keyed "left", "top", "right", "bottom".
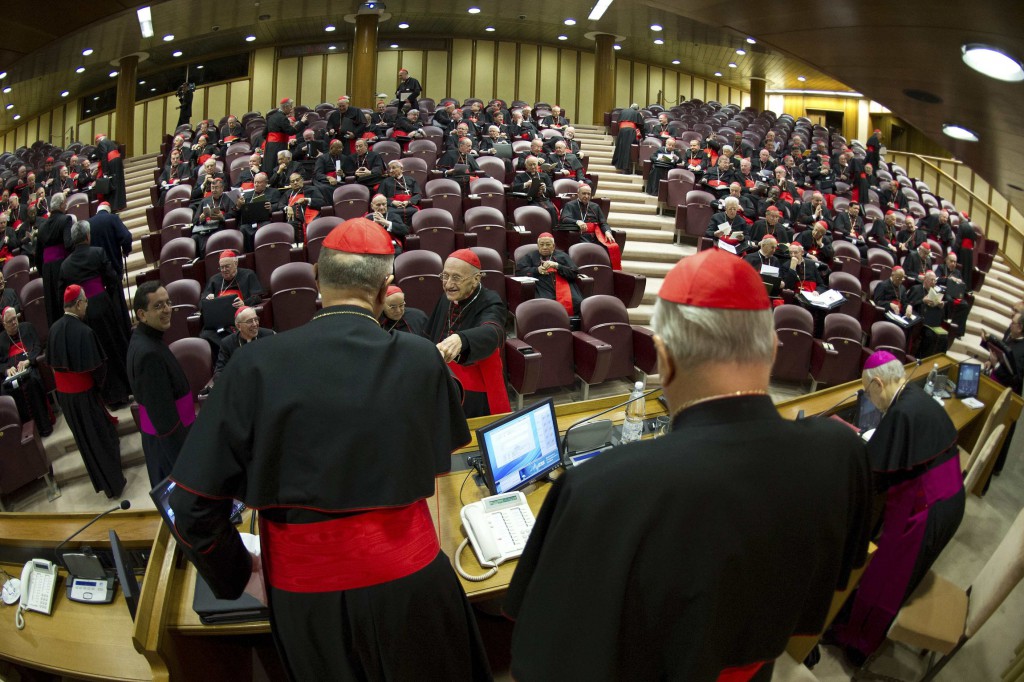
[
  {"left": 238, "top": 318, "right": 259, "bottom": 326},
  {"left": 149, "top": 299, "right": 174, "bottom": 311},
  {"left": 439, "top": 272, "right": 470, "bottom": 285},
  {"left": 386, "top": 303, "right": 406, "bottom": 311}
]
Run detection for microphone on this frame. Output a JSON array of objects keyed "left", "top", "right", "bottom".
[
  {"left": 54, "top": 500, "right": 131, "bottom": 570},
  {"left": 813, "top": 390, "right": 860, "bottom": 418},
  {"left": 561, "top": 388, "right": 661, "bottom": 453}
]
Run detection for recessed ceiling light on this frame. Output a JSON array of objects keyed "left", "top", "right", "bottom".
[
  {"left": 613, "top": 44, "right": 621, "bottom": 51},
  {"left": 1, "top": 87, "right": 10, "bottom": 94},
  {"left": 467, "top": 6, "right": 481, "bottom": 13},
  {"left": 485, "top": 26, "right": 495, "bottom": 32},
  {"left": 650, "top": 24, "right": 662, "bottom": 31},
  {"left": 75, "top": 66, "right": 85, "bottom": 74},
  {"left": 93, "top": 96, "right": 99, "bottom": 101},
  {"left": 109, "top": 71, "right": 118, "bottom": 77},
  {"left": 325, "top": 24, "right": 336, "bottom": 31},
  {"left": 82, "top": 48, "right": 94, "bottom": 56},
  {"left": 196, "top": 65, "right": 204, "bottom": 69},
  {"left": 714, "top": 71, "right": 722, "bottom": 77},
  {"left": 558, "top": 35, "right": 568, "bottom": 41},
  {"left": 735, "top": 49, "right": 746, "bottom": 55},
  {"left": 942, "top": 123, "right": 979, "bottom": 142},
  {"left": 728, "top": 62, "right": 737, "bottom": 68},
  {"left": 398, "top": 22, "right": 409, "bottom": 29},
  {"left": 961, "top": 44, "right": 1024, "bottom": 82},
  {"left": 564, "top": 18, "right": 576, "bottom": 26},
  {"left": 746, "top": 37, "right": 756, "bottom": 44},
  {"left": 151, "top": 87, "right": 157, "bottom": 92},
  {"left": 0, "top": 72, "right": 6, "bottom": 79},
  {"left": 245, "top": 35, "right": 256, "bottom": 42},
  {"left": 60, "top": 90, "right": 69, "bottom": 97},
  {"left": 390, "top": 43, "right": 399, "bottom": 48},
  {"left": 328, "top": 45, "right": 337, "bottom": 50},
  {"left": 172, "top": 51, "right": 183, "bottom": 57},
  {"left": 4, "top": 104, "right": 12, "bottom": 110},
  {"left": 654, "top": 39, "right": 664, "bottom": 45},
  {"left": 163, "top": 34, "right": 174, "bottom": 42},
  {"left": 797, "top": 75, "right": 806, "bottom": 82},
  {"left": 12, "top": 114, "right": 20, "bottom": 120},
  {"left": 672, "top": 60, "right": 680, "bottom": 65}
]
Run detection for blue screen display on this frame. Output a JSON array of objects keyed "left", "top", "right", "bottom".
[{"left": 480, "top": 401, "right": 561, "bottom": 494}]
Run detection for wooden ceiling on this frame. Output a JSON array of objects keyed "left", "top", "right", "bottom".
[{"left": 0, "top": 1, "right": 1021, "bottom": 204}]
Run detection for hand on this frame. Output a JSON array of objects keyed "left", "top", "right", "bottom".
[
  {"left": 5, "top": 367, "right": 14, "bottom": 378},
  {"left": 232, "top": 298, "right": 243, "bottom": 308},
  {"left": 264, "top": 202, "right": 273, "bottom": 211},
  {"left": 437, "top": 334, "right": 463, "bottom": 363},
  {"left": 328, "top": 176, "right": 338, "bottom": 185},
  {"left": 242, "top": 551, "right": 267, "bottom": 606},
  {"left": 18, "top": 360, "right": 29, "bottom": 372}
]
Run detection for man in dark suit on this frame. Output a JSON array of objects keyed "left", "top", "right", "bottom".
[
  {"left": 213, "top": 306, "right": 275, "bottom": 378},
  {"left": 86, "top": 202, "right": 133, "bottom": 279},
  {"left": 343, "top": 138, "right": 386, "bottom": 190}
]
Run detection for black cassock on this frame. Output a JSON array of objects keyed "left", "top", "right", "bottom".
[
  {"left": 514, "top": 249, "right": 582, "bottom": 316},
  {"left": 167, "top": 307, "right": 489, "bottom": 681},
  {"left": 0, "top": 322, "right": 51, "bottom": 437},
  {"left": 213, "top": 327, "right": 275, "bottom": 377},
  {"left": 47, "top": 313, "right": 124, "bottom": 498},
  {"left": 95, "top": 138, "right": 127, "bottom": 211},
  {"left": 506, "top": 395, "right": 872, "bottom": 681},
  {"left": 127, "top": 323, "right": 192, "bottom": 487},
  {"left": 426, "top": 286, "right": 508, "bottom": 418},
  {"left": 380, "top": 307, "right": 429, "bottom": 337},
  {"left": 644, "top": 147, "right": 682, "bottom": 195},
  {"left": 34, "top": 209, "right": 73, "bottom": 326},
  {"left": 612, "top": 108, "right": 643, "bottom": 172},
  {"left": 262, "top": 110, "right": 307, "bottom": 174},
  {"left": 59, "top": 244, "right": 131, "bottom": 406}
]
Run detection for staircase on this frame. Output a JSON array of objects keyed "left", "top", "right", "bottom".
[{"left": 949, "top": 255, "right": 1022, "bottom": 362}]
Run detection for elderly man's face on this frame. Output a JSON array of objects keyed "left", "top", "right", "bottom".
[
  {"left": 219, "top": 257, "right": 238, "bottom": 280},
  {"left": 371, "top": 196, "right": 388, "bottom": 213},
  {"left": 389, "top": 163, "right": 403, "bottom": 177},
  {"left": 850, "top": 204, "right": 860, "bottom": 216},
  {"left": 236, "top": 308, "right": 260, "bottom": 340},
  {"left": 578, "top": 186, "right": 592, "bottom": 202},
  {"left": 718, "top": 158, "right": 730, "bottom": 169},
  {"left": 790, "top": 244, "right": 804, "bottom": 260},
  {"left": 658, "top": 114, "right": 668, "bottom": 124},
  {"left": 666, "top": 138, "right": 676, "bottom": 150},
  {"left": 761, "top": 240, "right": 777, "bottom": 256},
  {"left": 525, "top": 158, "right": 539, "bottom": 173},
  {"left": 489, "top": 127, "right": 500, "bottom": 139},
  {"left": 250, "top": 154, "right": 261, "bottom": 167},
  {"left": 923, "top": 273, "right": 937, "bottom": 289},
  {"left": 441, "top": 257, "right": 480, "bottom": 302},
  {"left": 812, "top": 224, "right": 826, "bottom": 239},
  {"left": 531, "top": 141, "right": 543, "bottom": 154},
  {"left": 254, "top": 175, "right": 268, "bottom": 192},
  {"left": 205, "top": 160, "right": 217, "bottom": 174},
  {"left": 690, "top": 140, "right": 699, "bottom": 152},
  {"left": 811, "top": 194, "right": 823, "bottom": 206},
  {"left": 2, "top": 309, "right": 17, "bottom": 336},
  {"left": 537, "top": 237, "right": 555, "bottom": 258},
  {"left": 946, "top": 254, "right": 957, "bottom": 268},
  {"left": 740, "top": 161, "right": 751, "bottom": 172},
  {"left": 905, "top": 218, "right": 916, "bottom": 230},
  {"left": 456, "top": 124, "right": 469, "bottom": 137},
  {"left": 766, "top": 210, "right": 780, "bottom": 225},
  {"left": 760, "top": 150, "right": 770, "bottom": 161},
  {"left": 725, "top": 204, "right": 738, "bottom": 219},
  {"left": 211, "top": 180, "right": 224, "bottom": 198},
  {"left": 554, "top": 142, "right": 566, "bottom": 155},
  {"left": 383, "top": 292, "right": 406, "bottom": 321},
  {"left": 59, "top": 166, "right": 69, "bottom": 179},
  {"left": 289, "top": 174, "right": 304, "bottom": 190},
  {"left": 729, "top": 184, "right": 741, "bottom": 197},
  {"left": 303, "top": 130, "right": 315, "bottom": 141},
  {"left": 356, "top": 139, "right": 369, "bottom": 154},
  {"left": 459, "top": 139, "right": 473, "bottom": 154},
  {"left": 892, "top": 271, "right": 906, "bottom": 286}
]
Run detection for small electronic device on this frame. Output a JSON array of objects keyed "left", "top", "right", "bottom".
[
  {"left": 856, "top": 389, "right": 882, "bottom": 434},
  {"left": 68, "top": 577, "right": 114, "bottom": 604},
  {"left": 956, "top": 361, "right": 982, "bottom": 399},
  {"left": 456, "top": 492, "right": 536, "bottom": 581},
  {"left": 15, "top": 559, "right": 58, "bottom": 629},
  {"left": 563, "top": 419, "right": 614, "bottom": 467},
  {"left": 150, "top": 478, "right": 246, "bottom": 530},
  {"left": 475, "top": 399, "right": 562, "bottom": 496}
]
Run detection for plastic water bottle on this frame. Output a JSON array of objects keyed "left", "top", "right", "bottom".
[
  {"left": 924, "top": 363, "right": 939, "bottom": 395},
  {"left": 620, "top": 381, "right": 646, "bottom": 444}
]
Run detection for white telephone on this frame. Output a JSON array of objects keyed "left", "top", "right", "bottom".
[
  {"left": 15, "top": 558, "right": 58, "bottom": 630},
  {"left": 456, "top": 492, "right": 536, "bottom": 582}
]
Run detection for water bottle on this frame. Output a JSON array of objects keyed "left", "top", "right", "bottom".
[
  {"left": 924, "top": 363, "right": 939, "bottom": 395},
  {"left": 620, "top": 381, "right": 646, "bottom": 444}
]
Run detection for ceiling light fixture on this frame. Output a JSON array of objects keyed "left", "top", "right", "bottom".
[
  {"left": 4, "top": 104, "right": 12, "bottom": 110},
  {"left": 942, "top": 123, "right": 979, "bottom": 142},
  {"left": 735, "top": 49, "right": 746, "bottom": 55},
  {"left": 766, "top": 88, "right": 862, "bottom": 97},
  {"left": 109, "top": 71, "right": 118, "bottom": 77},
  {"left": 797, "top": 75, "right": 806, "bottom": 82},
  {"left": 328, "top": 45, "right": 337, "bottom": 50},
  {"left": 588, "top": 0, "right": 613, "bottom": 20},
  {"left": 613, "top": 44, "right": 621, "bottom": 50},
  {"left": 564, "top": 18, "right": 576, "bottom": 26},
  {"left": 391, "top": 43, "right": 399, "bottom": 48},
  {"left": 654, "top": 39, "right": 664, "bottom": 45},
  {"left": 672, "top": 60, "right": 680, "bottom": 65},
  {"left": 746, "top": 37, "right": 756, "bottom": 44},
  {"left": 467, "top": 7, "right": 481, "bottom": 14},
  {"left": 151, "top": 87, "right": 157, "bottom": 92},
  {"left": 12, "top": 114, "right": 20, "bottom": 120},
  {"left": 485, "top": 26, "right": 495, "bottom": 31},
  {"left": 139, "top": 80, "right": 145, "bottom": 85},
  {"left": 60, "top": 90, "right": 69, "bottom": 97},
  {"left": 0, "top": 72, "right": 6, "bottom": 80},
  {"left": 714, "top": 71, "right": 722, "bottom": 77},
  {"left": 728, "top": 62, "right": 737, "bottom": 68},
  {"left": 650, "top": 24, "right": 662, "bottom": 31},
  {"left": 75, "top": 67, "right": 85, "bottom": 74},
  {"left": 325, "top": 24, "right": 336, "bottom": 31},
  {"left": 163, "top": 34, "right": 174, "bottom": 42},
  {"left": 245, "top": 35, "right": 256, "bottom": 42},
  {"left": 558, "top": 35, "right": 568, "bottom": 41},
  {"left": 398, "top": 22, "right": 409, "bottom": 29},
  {"left": 1, "top": 87, "right": 10, "bottom": 94},
  {"left": 82, "top": 48, "right": 94, "bottom": 56},
  {"left": 961, "top": 44, "right": 1024, "bottom": 82},
  {"left": 196, "top": 65, "right": 204, "bottom": 69},
  {"left": 137, "top": 6, "right": 154, "bottom": 38},
  {"left": 172, "top": 51, "right": 183, "bottom": 57}
]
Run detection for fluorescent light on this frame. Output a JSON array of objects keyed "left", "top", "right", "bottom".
[
  {"left": 588, "top": 0, "right": 613, "bottom": 20},
  {"left": 485, "top": 26, "right": 495, "bottom": 32},
  {"left": 0, "top": 72, "right": 7, "bottom": 80},
  {"left": 139, "top": 80, "right": 145, "bottom": 84},
  {"left": 467, "top": 7, "right": 481, "bottom": 14},
  {"left": 172, "top": 51, "right": 183, "bottom": 57},
  {"left": 196, "top": 65, "right": 204, "bottom": 69},
  {"left": 60, "top": 90, "right": 69, "bottom": 97},
  {"left": 564, "top": 18, "right": 576, "bottom": 26},
  {"left": 961, "top": 44, "right": 1024, "bottom": 82},
  {"left": 324, "top": 24, "right": 336, "bottom": 32},
  {"left": 714, "top": 72, "right": 722, "bottom": 77},
  {"left": 942, "top": 123, "right": 979, "bottom": 142},
  {"left": 672, "top": 60, "right": 680, "bottom": 65},
  {"left": 398, "top": 22, "right": 410, "bottom": 29},
  {"left": 137, "top": 6, "right": 154, "bottom": 38},
  {"left": 82, "top": 48, "right": 94, "bottom": 56},
  {"left": 735, "top": 49, "right": 746, "bottom": 55},
  {"left": 328, "top": 45, "right": 337, "bottom": 50},
  {"left": 766, "top": 89, "right": 863, "bottom": 97},
  {"left": 728, "top": 62, "right": 737, "bottom": 68},
  {"left": 613, "top": 44, "right": 621, "bottom": 51},
  {"left": 746, "top": 37, "right": 756, "bottom": 44},
  {"left": 797, "top": 75, "right": 806, "bottom": 82},
  {"left": 151, "top": 87, "right": 157, "bottom": 92},
  {"left": 163, "top": 34, "right": 174, "bottom": 42},
  {"left": 558, "top": 35, "right": 568, "bottom": 41},
  {"left": 109, "top": 71, "right": 118, "bottom": 77},
  {"left": 245, "top": 35, "right": 256, "bottom": 42},
  {"left": 75, "top": 67, "right": 85, "bottom": 74}
]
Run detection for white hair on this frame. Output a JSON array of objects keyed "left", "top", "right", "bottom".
[
  {"left": 723, "top": 196, "right": 740, "bottom": 210},
  {"left": 863, "top": 359, "right": 905, "bottom": 386},
  {"left": 651, "top": 300, "right": 775, "bottom": 371}
]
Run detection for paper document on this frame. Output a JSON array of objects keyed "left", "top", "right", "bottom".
[
  {"left": 801, "top": 289, "right": 844, "bottom": 308},
  {"left": 716, "top": 240, "right": 738, "bottom": 254}
]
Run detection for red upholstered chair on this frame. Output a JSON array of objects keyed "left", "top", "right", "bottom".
[
  {"left": 408, "top": 208, "right": 460, "bottom": 260},
  {"left": 832, "top": 240, "right": 862, "bottom": 277},
  {"left": 423, "top": 178, "right": 464, "bottom": 228},
  {"left": 660, "top": 168, "right": 696, "bottom": 215},
  {"left": 328, "top": 184, "right": 370, "bottom": 221},
  {"left": 66, "top": 192, "right": 90, "bottom": 221},
  {"left": 568, "top": 243, "right": 645, "bottom": 309},
  {"left": 138, "top": 237, "right": 195, "bottom": 287},
  {"left": 505, "top": 299, "right": 612, "bottom": 409},
  {"left": 465, "top": 177, "right": 507, "bottom": 218},
  {"left": 398, "top": 157, "right": 429, "bottom": 189},
  {"left": 863, "top": 247, "right": 895, "bottom": 290},
  {"left": 514, "top": 244, "right": 595, "bottom": 302},
  {"left": 470, "top": 245, "right": 535, "bottom": 312},
  {"left": 828, "top": 271, "right": 864, "bottom": 319},
  {"left": 191, "top": 229, "right": 245, "bottom": 286},
  {"left": 372, "top": 140, "right": 401, "bottom": 166},
  {"left": 164, "top": 279, "right": 202, "bottom": 344},
  {"left": 304, "top": 216, "right": 343, "bottom": 264},
  {"left": 2, "top": 255, "right": 31, "bottom": 300},
  {"left": 476, "top": 156, "right": 509, "bottom": 184},
  {"left": 265, "top": 262, "right": 318, "bottom": 332},
  {"left": 508, "top": 205, "right": 555, "bottom": 255},
  {"left": 393, "top": 250, "right": 444, "bottom": 315},
  {"left": 20, "top": 278, "right": 48, "bottom": 346},
  {"left": 771, "top": 304, "right": 815, "bottom": 384},
  {"left": 464, "top": 206, "right": 508, "bottom": 259},
  {"left": 0, "top": 394, "right": 55, "bottom": 511},
  {"left": 253, "top": 223, "right": 300, "bottom": 291},
  {"left": 676, "top": 189, "right": 716, "bottom": 242},
  {"left": 169, "top": 337, "right": 214, "bottom": 404},
  {"left": 578, "top": 295, "right": 658, "bottom": 399},
  {"left": 868, "top": 320, "right": 915, "bottom": 364},
  {"left": 810, "top": 313, "right": 864, "bottom": 389},
  {"left": 403, "top": 139, "right": 438, "bottom": 164}
]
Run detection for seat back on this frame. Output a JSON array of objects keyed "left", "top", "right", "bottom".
[
  {"left": 516, "top": 299, "right": 576, "bottom": 391},
  {"left": 771, "top": 304, "right": 814, "bottom": 383},
  {"left": 568, "top": 243, "right": 614, "bottom": 296},
  {"left": 470, "top": 246, "right": 506, "bottom": 305},
  {"left": 398, "top": 157, "right": 429, "bottom": 189},
  {"left": 410, "top": 208, "right": 457, "bottom": 260},
  {"left": 165, "top": 279, "right": 201, "bottom": 345},
  {"left": 816, "top": 312, "right": 864, "bottom": 386},
  {"left": 665, "top": 171, "right": 697, "bottom": 208},
  {"left": 580, "top": 295, "right": 634, "bottom": 380},
  {"left": 269, "top": 262, "right": 318, "bottom": 332},
  {"left": 961, "top": 387, "right": 1012, "bottom": 482},
  {"left": 169, "top": 337, "right": 214, "bottom": 400},
  {"left": 372, "top": 140, "right": 402, "bottom": 165},
  {"left": 828, "top": 271, "right": 863, "bottom": 318},
  {"left": 394, "top": 250, "right": 443, "bottom": 314},
  {"left": 332, "top": 184, "right": 371, "bottom": 221},
  {"left": 0, "top": 394, "right": 49, "bottom": 497},
  {"left": 404, "top": 138, "right": 438, "bottom": 163},
  {"left": 964, "top": 503, "right": 1024, "bottom": 638},
  {"left": 162, "top": 207, "right": 194, "bottom": 230},
  {"left": 512, "top": 205, "right": 554, "bottom": 240},
  {"left": 464, "top": 206, "right": 507, "bottom": 257},
  {"left": 869, "top": 321, "right": 908, "bottom": 361},
  {"left": 204, "top": 230, "right": 245, "bottom": 284},
  {"left": 66, "top": 193, "right": 90, "bottom": 221},
  {"left": 304, "top": 216, "right": 343, "bottom": 264},
  {"left": 867, "top": 248, "right": 895, "bottom": 281},
  {"left": 832, "top": 240, "right": 862, "bottom": 276},
  {"left": 20, "top": 278, "right": 48, "bottom": 345},
  {"left": 253, "top": 223, "right": 296, "bottom": 291},
  {"left": 2, "top": 255, "right": 31, "bottom": 300},
  {"left": 424, "top": 178, "right": 464, "bottom": 227},
  {"left": 684, "top": 190, "right": 716, "bottom": 238},
  {"left": 963, "top": 424, "right": 1006, "bottom": 499},
  {"left": 476, "top": 156, "right": 508, "bottom": 184},
  {"left": 159, "top": 237, "right": 197, "bottom": 283}
]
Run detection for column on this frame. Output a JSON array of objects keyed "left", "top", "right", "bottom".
[
  {"left": 115, "top": 55, "right": 139, "bottom": 157},
  {"left": 351, "top": 14, "right": 379, "bottom": 107},
  {"left": 592, "top": 34, "right": 616, "bottom": 126},
  {"left": 749, "top": 76, "right": 766, "bottom": 113}
]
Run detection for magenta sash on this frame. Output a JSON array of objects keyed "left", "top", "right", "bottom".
[
  {"left": 138, "top": 394, "right": 195, "bottom": 436},
  {"left": 43, "top": 244, "right": 67, "bottom": 263},
  {"left": 80, "top": 276, "right": 104, "bottom": 298}
]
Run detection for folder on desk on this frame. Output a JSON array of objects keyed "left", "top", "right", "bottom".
[{"left": 192, "top": 575, "right": 269, "bottom": 625}]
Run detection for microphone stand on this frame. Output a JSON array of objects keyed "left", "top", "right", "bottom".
[{"left": 561, "top": 388, "right": 662, "bottom": 453}]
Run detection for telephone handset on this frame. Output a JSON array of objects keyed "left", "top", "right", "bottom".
[
  {"left": 456, "top": 492, "right": 535, "bottom": 582},
  {"left": 15, "top": 559, "right": 57, "bottom": 629}
]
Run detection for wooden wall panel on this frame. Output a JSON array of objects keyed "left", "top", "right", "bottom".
[
  {"left": 229, "top": 80, "right": 250, "bottom": 118},
  {"left": 615, "top": 60, "right": 631, "bottom": 107},
  {"left": 474, "top": 41, "right": 495, "bottom": 101},
  {"left": 664, "top": 71, "right": 678, "bottom": 108},
  {"left": 251, "top": 48, "right": 275, "bottom": 111},
  {"left": 678, "top": 74, "right": 692, "bottom": 102},
  {"left": 692, "top": 78, "right": 705, "bottom": 102},
  {"left": 275, "top": 57, "right": 299, "bottom": 104},
  {"left": 518, "top": 46, "right": 538, "bottom": 104},
  {"left": 578, "top": 51, "right": 595, "bottom": 124},
  {"left": 146, "top": 101, "right": 164, "bottom": 156},
  {"left": 558, "top": 50, "right": 578, "bottom": 117},
  {"left": 648, "top": 66, "right": 663, "bottom": 107},
  {"left": 450, "top": 39, "right": 473, "bottom": 103},
  {"left": 205, "top": 84, "right": 227, "bottom": 122},
  {"left": 51, "top": 107, "right": 66, "bottom": 146},
  {"left": 299, "top": 56, "right": 323, "bottom": 105},
  {"left": 325, "top": 53, "right": 349, "bottom": 104},
  {"left": 538, "top": 47, "right": 558, "bottom": 104},
  {"left": 132, "top": 103, "right": 145, "bottom": 154},
  {"left": 496, "top": 42, "right": 517, "bottom": 103}
]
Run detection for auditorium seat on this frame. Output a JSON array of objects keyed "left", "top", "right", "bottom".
[
  {"left": 659, "top": 168, "right": 696, "bottom": 216},
  {"left": 191, "top": 230, "right": 245, "bottom": 286},
  {"left": 372, "top": 140, "right": 401, "bottom": 166},
  {"left": 464, "top": 206, "right": 508, "bottom": 259},
  {"left": 323, "top": 184, "right": 370, "bottom": 220},
  {"left": 403, "top": 139, "right": 438, "bottom": 164},
  {"left": 676, "top": 189, "right": 716, "bottom": 242},
  {"left": 66, "top": 192, "right": 90, "bottom": 221},
  {"left": 407, "top": 208, "right": 470, "bottom": 260},
  {"left": 169, "top": 337, "right": 214, "bottom": 403},
  {"left": 810, "top": 312, "right": 864, "bottom": 389},
  {"left": 393, "top": 250, "right": 443, "bottom": 315},
  {"left": 828, "top": 271, "right": 864, "bottom": 319},
  {"left": 2, "top": 255, "right": 31, "bottom": 301},
  {"left": 863, "top": 247, "right": 895, "bottom": 289},
  {"left": 137, "top": 237, "right": 195, "bottom": 287},
  {"left": 165, "top": 279, "right": 202, "bottom": 345},
  {"left": 867, "top": 320, "right": 915, "bottom": 363},
  {"left": 568, "top": 243, "right": 645, "bottom": 309},
  {"left": 505, "top": 299, "right": 611, "bottom": 408},
  {"left": 20, "top": 278, "right": 48, "bottom": 346},
  {"left": 470, "top": 246, "right": 536, "bottom": 313},
  {"left": 252, "top": 223, "right": 301, "bottom": 291},
  {"left": 303, "top": 216, "right": 343, "bottom": 263},
  {"left": 476, "top": 156, "right": 509, "bottom": 185},
  {"left": 832, "top": 240, "right": 861, "bottom": 277},
  {"left": 578, "top": 295, "right": 657, "bottom": 399},
  {"left": 465, "top": 176, "right": 508, "bottom": 218},
  {"left": 510, "top": 205, "right": 555, "bottom": 254},
  {"left": 399, "top": 157, "right": 429, "bottom": 189},
  {"left": 265, "top": 262, "right": 318, "bottom": 332},
  {"left": 771, "top": 304, "right": 815, "bottom": 384},
  {"left": 422, "top": 178, "right": 464, "bottom": 228},
  {"left": 0, "top": 394, "right": 53, "bottom": 512}
]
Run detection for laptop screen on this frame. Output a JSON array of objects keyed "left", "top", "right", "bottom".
[
  {"left": 856, "top": 389, "right": 882, "bottom": 433},
  {"left": 108, "top": 529, "right": 140, "bottom": 620},
  {"left": 476, "top": 399, "right": 562, "bottom": 495},
  {"left": 150, "top": 478, "right": 245, "bottom": 533},
  {"left": 956, "top": 362, "right": 982, "bottom": 398}
]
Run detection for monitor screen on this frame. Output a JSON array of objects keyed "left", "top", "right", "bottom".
[
  {"left": 476, "top": 399, "right": 562, "bottom": 495},
  {"left": 857, "top": 389, "right": 882, "bottom": 433},
  {"left": 150, "top": 478, "right": 245, "bottom": 531},
  {"left": 957, "top": 362, "right": 982, "bottom": 399},
  {"left": 108, "top": 530, "right": 140, "bottom": 620}
]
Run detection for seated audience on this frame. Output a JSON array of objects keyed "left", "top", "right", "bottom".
[
  {"left": 515, "top": 232, "right": 583, "bottom": 316},
  {"left": 214, "top": 306, "right": 275, "bottom": 377}
]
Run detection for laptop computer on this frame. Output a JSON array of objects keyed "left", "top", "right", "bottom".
[
  {"left": 201, "top": 295, "right": 240, "bottom": 331},
  {"left": 492, "top": 142, "right": 513, "bottom": 160}
]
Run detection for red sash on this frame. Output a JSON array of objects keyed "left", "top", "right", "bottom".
[
  {"left": 618, "top": 121, "right": 636, "bottom": 130},
  {"left": 219, "top": 288, "right": 241, "bottom": 300},
  {"left": 550, "top": 268, "right": 574, "bottom": 316},
  {"left": 780, "top": 192, "right": 794, "bottom": 203},
  {"left": 260, "top": 500, "right": 439, "bottom": 593},
  {"left": 240, "top": 182, "right": 254, "bottom": 190},
  {"left": 960, "top": 238, "right": 974, "bottom": 250},
  {"left": 223, "top": 136, "right": 239, "bottom": 143},
  {"left": 266, "top": 132, "right": 288, "bottom": 143},
  {"left": 590, "top": 225, "right": 622, "bottom": 270},
  {"left": 393, "top": 193, "right": 411, "bottom": 202},
  {"left": 106, "top": 150, "right": 120, "bottom": 162},
  {"left": 53, "top": 370, "right": 94, "bottom": 393},
  {"left": 392, "top": 129, "right": 409, "bottom": 138},
  {"left": 448, "top": 348, "right": 510, "bottom": 415},
  {"left": 288, "top": 193, "right": 319, "bottom": 230},
  {"left": 707, "top": 179, "right": 726, "bottom": 188},
  {"left": 799, "top": 280, "right": 817, "bottom": 293},
  {"left": 717, "top": 662, "right": 766, "bottom": 682},
  {"left": 7, "top": 340, "right": 24, "bottom": 358}
]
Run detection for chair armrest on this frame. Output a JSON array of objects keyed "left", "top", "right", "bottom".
[
  {"left": 577, "top": 274, "right": 595, "bottom": 298},
  {"left": 455, "top": 232, "right": 478, "bottom": 249},
  {"left": 187, "top": 313, "right": 203, "bottom": 337},
  {"left": 183, "top": 260, "right": 205, "bottom": 284},
  {"left": 419, "top": 198, "right": 434, "bottom": 209},
  {"left": 658, "top": 179, "right": 669, "bottom": 204},
  {"left": 141, "top": 233, "right": 162, "bottom": 265},
  {"left": 505, "top": 276, "right": 535, "bottom": 313},
  {"left": 404, "top": 233, "right": 421, "bottom": 251},
  {"left": 612, "top": 271, "right": 646, "bottom": 308},
  {"left": 149, "top": 186, "right": 160, "bottom": 206},
  {"left": 223, "top": 218, "right": 237, "bottom": 232},
  {"left": 289, "top": 246, "right": 306, "bottom": 262},
  {"left": 572, "top": 331, "right": 613, "bottom": 384},
  {"left": 319, "top": 205, "right": 335, "bottom": 217},
  {"left": 506, "top": 229, "right": 530, "bottom": 256},
  {"left": 674, "top": 206, "right": 687, "bottom": 233},
  {"left": 632, "top": 326, "right": 658, "bottom": 375},
  {"left": 505, "top": 338, "right": 542, "bottom": 396},
  {"left": 259, "top": 300, "right": 273, "bottom": 329},
  {"left": 21, "top": 420, "right": 36, "bottom": 446}
]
